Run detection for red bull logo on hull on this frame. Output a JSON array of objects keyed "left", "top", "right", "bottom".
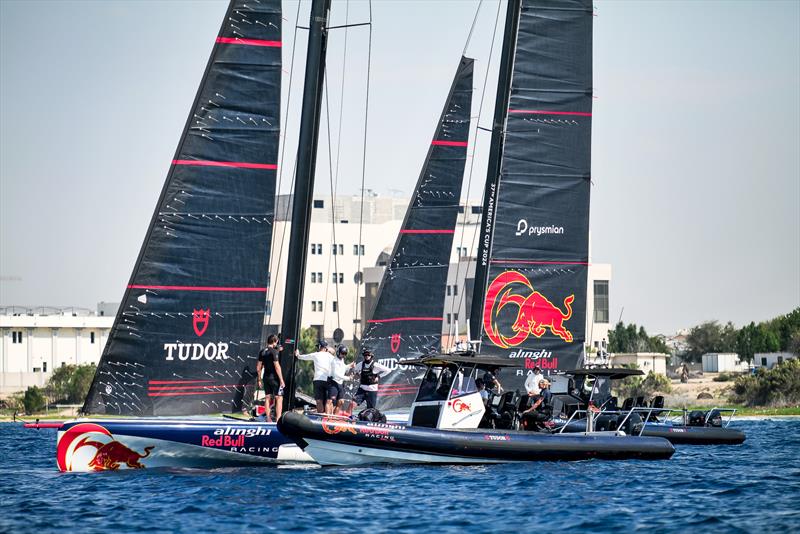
[
  {"left": 483, "top": 270, "right": 575, "bottom": 349},
  {"left": 57, "top": 423, "right": 155, "bottom": 472}
]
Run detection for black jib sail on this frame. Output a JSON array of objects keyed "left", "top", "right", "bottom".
[
  {"left": 83, "top": 0, "right": 281, "bottom": 416},
  {"left": 478, "top": 0, "right": 592, "bottom": 390},
  {"left": 362, "top": 57, "right": 473, "bottom": 411}
]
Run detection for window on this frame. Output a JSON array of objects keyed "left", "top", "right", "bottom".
[
  {"left": 593, "top": 280, "right": 609, "bottom": 323},
  {"left": 447, "top": 285, "right": 452, "bottom": 296},
  {"left": 43, "top": 362, "right": 47, "bottom": 373},
  {"left": 453, "top": 285, "right": 458, "bottom": 296},
  {"left": 311, "top": 301, "right": 317, "bottom": 312},
  {"left": 311, "top": 272, "right": 317, "bottom": 283},
  {"left": 317, "top": 301, "right": 322, "bottom": 310},
  {"left": 353, "top": 244, "right": 365, "bottom": 256},
  {"left": 317, "top": 244, "right": 322, "bottom": 254},
  {"left": 446, "top": 313, "right": 451, "bottom": 324},
  {"left": 778, "top": 356, "right": 784, "bottom": 364},
  {"left": 90, "top": 332, "right": 95, "bottom": 344},
  {"left": 332, "top": 301, "right": 338, "bottom": 312},
  {"left": 339, "top": 273, "right": 344, "bottom": 284},
  {"left": 360, "top": 245, "right": 364, "bottom": 255},
  {"left": 311, "top": 244, "right": 316, "bottom": 255},
  {"left": 318, "top": 272, "right": 322, "bottom": 282},
  {"left": 265, "top": 300, "right": 272, "bottom": 314},
  {"left": 453, "top": 313, "right": 459, "bottom": 322},
  {"left": 339, "top": 244, "right": 344, "bottom": 255},
  {"left": 761, "top": 357, "right": 767, "bottom": 367},
  {"left": 332, "top": 272, "right": 337, "bottom": 284},
  {"left": 471, "top": 206, "right": 482, "bottom": 214},
  {"left": 313, "top": 199, "right": 324, "bottom": 208},
  {"left": 12, "top": 331, "right": 22, "bottom": 344},
  {"left": 458, "top": 206, "right": 465, "bottom": 213},
  {"left": 457, "top": 247, "right": 468, "bottom": 258},
  {"left": 332, "top": 244, "right": 337, "bottom": 255}
]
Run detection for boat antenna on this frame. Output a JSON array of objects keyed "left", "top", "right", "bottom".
[{"left": 281, "top": 0, "right": 332, "bottom": 409}]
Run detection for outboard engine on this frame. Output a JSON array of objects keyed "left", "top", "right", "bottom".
[
  {"left": 621, "top": 412, "right": 643, "bottom": 435},
  {"left": 688, "top": 410, "right": 706, "bottom": 427},
  {"left": 706, "top": 409, "right": 723, "bottom": 427}
]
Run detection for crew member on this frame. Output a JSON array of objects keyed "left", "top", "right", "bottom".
[
  {"left": 475, "top": 377, "right": 489, "bottom": 404},
  {"left": 256, "top": 334, "right": 285, "bottom": 422},
  {"left": 327, "top": 346, "right": 353, "bottom": 415},
  {"left": 483, "top": 366, "right": 503, "bottom": 395},
  {"left": 349, "top": 349, "right": 391, "bottom": 410},
  {"left": 521, "top": 379, "right": 553, "bottom": 431},
  {"left": 524, "top": 365, "right": 544, "bottom": 396},
  {"left": 295, "top": 340, "right": 334, "bottom": 413}
]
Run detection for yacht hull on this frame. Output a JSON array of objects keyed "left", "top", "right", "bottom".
[{"left": 56, "top": 418, "right": 312, "bottom": 472}]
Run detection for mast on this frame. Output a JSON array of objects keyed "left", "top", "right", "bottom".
[
  {"left": 469, "top": 0, "right": 522, "bottom": 342},
  {"left": 281, "top": 0, "right": 331, "bottom": 408}
]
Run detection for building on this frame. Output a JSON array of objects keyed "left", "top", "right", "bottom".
[
  {"left": 753, "top": 352, "right": 797, "bottom": 370},
  {"left": 611, "top": 352, "right": 668, "bottom": 376},
  {"left": 701, "top": 352, "right": 747, "bottom": 373},
  {"left": 0, "top": 306, "right": 114, "bottom": 396}
]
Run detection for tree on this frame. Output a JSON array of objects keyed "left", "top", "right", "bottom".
[
  {"left": 685, "top": 321, "right": 725, "bottom": 362},
  {"left": 67, "top": 365, "right": 96, "bottom": 403},
  {"left": 608, "top": 322, "right": 670, "bottom": 354},
  {"left": 23, "top": 386, "right": 46, "bottom": 414},
  {"left": 294, "top": 327, "right": 321, "bottom": 394}
]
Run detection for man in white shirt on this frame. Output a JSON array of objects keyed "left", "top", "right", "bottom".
[
  {"left": 349, "top": 349, "right": 391, "bottom": 410},
  {"left": 295, "top": 340, "right": 334, "bottom": 413},
  {"left": 525, "top": 365, "right": 544, "bottom": 396},
  {"left": 327, "top": 345, "right": 354, "bottom": 414}
]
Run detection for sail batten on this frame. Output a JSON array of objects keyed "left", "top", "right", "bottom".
[
  {"left": 83, "top": 0, "right": 282, "bottom": 417},
  {"left": 362, "top": 57, "right": 474, "bottom": 411}
]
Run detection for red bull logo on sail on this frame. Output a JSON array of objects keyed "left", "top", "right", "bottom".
[{"left": 483, "top": 270, "right": 574, "bottom": 349}]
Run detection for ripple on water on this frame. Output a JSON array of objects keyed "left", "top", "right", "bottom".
[{"left": 1, "top": 421, "right": 800, "bottom": 533}]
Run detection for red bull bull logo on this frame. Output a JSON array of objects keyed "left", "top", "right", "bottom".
[
  {"left": 483, "top": 270, "right": 574, "bottom": 349},
  {"left": 57, "top": 423, "right": 155, "bottom": 472}
]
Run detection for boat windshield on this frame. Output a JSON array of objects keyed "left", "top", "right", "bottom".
[
  {"left": 450, "top": 364, "right": 478, "bottom": 398},
  {"left": 416, "top": 363, "right": 459, "bottom": 402}
]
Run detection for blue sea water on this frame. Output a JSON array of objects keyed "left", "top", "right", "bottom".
[{"left": 1, "top": 419, "right": 799, "bottom": 533}]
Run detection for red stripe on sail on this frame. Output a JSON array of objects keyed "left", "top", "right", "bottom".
[
  {"left": 508, "top": 109, "right": 592, "bottom": 117},
  {"left": 399, "top": 229, "right": 455, "bottom": 234},
  {"left": 148, "top": 391, "right": 234, "bottom": 397},
  {"left": 148, "top": 380, "right": 214, "bottom": 385},
  {"left": 216, "top": 37, "right": 282, "bottom": 47},
  {"left": 172, "top": 159, "right": 277, "bottom": 170},
  {"left": 367, "top": 316, "right": 442, "bottom": 323},
  {"left": 431, "top": 140, "right": 468, "bottom": 146},
  {"left": 128, "top": 285, "right": 267, "bottom": 292},
  {"left": 490, "top": 259, "right": 590, "bottom": 266},
  {"left": 148, "top": 384, "right": 251, "bottom": 391}
]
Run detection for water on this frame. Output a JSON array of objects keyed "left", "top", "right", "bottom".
[{"left": 1, "top": 419, "right": 798, "bottom": 533}]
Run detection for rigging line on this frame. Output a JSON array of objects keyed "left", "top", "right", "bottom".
[
  {"left": 447, "top": 0, "right": 503, "bottom": 349},
  {"left": 462, "top": 0, "right": 484, "bottom": 56},
  {"left": 267, "top": 0, "right": 302, "bottom": 328},
  {"left": 354, "top": 0, "right": 372, "bottom": 344},
  {"left": 333, "top": 0, "right": 349, "bottom": 195},
  {"left": 322, "top": 68, "right": 341, "bottom": 332}
]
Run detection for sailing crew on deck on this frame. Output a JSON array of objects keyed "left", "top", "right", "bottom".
[
  {"left": 525, "top": 365, "right": 544, "bottom": 396},
  {"left": 482, "top": 366, "right": 503, "bottom": 395},
  {"left": 257, "top": 334, "right": 285, "bottom": 422},
  {"left": 521, "top": 379, "right": 553, "bottom": 431},
  {"left": 327, "top": 345, "right": 353, "bottom": 415},
  {"left": 295, "top": 340, "right": 334, "bottom": 413},
  {"left": 349, "top": 349, "right": 391, "bottom": 410}
]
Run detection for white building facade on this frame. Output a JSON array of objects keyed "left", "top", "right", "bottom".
[{"left": 0, "top": 307, "right": 113, "bottom": 395}]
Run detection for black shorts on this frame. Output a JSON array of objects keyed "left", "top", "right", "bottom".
[
  {"left": 313, "top": 380, "right": 328, "bottom": 401},
  {"left": 353, "top": 387, "right": 378, "bottom": 409},
  {"left": 264, "top": 376, "right": 282, "bottom": 396},
  {"left": 327, "top": 381, "right": 343, "bottom": 402}
]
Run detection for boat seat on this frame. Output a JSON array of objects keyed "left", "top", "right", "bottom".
[
  {"left": 621, "top": 398, "right": 634, "bottom": 410},
  {"left": 651, "top": 396, "right": 664, "bottom": 409},
  {"left": 634, "top": 396, "right": 646, "bottom": 407}
]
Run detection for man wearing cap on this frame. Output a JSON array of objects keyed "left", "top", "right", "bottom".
[
  {"left": 349, "top": 349, "right": 391, "bottom": 410},
  {"left": 524, "top": 365, "right": 545, "bottom": 396},
  {"left": 521, "top": 379, "right": 554, "bottom": 431},
  {"left": 295, "top": 340, "right": 334, "bottom": 414}
]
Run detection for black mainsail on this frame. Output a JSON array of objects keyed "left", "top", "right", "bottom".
[
  {"left": 83, "top": 0, "right": 282, "bottom": 416},
  {"left": 477, "top": 0, "right": 592, "bottom": 390},
  {"left": 362, "top": 57, "right": 474, "bottom": 411}
]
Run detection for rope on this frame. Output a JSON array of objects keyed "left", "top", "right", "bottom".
[
  {"left": 353, "top": 0, "right": 373, "bottom": 345},
  {"left": 445, "top": 0, "right": 503, "bottom": 349},
  {"left": 462, "top": 0, "right": 484, "bottom": 56},
  {"left": 322, "top": 71, "right": 341, "bottom": 331},
  {"left": 266, "top": 0, "right": 303, "bottom": 327}
]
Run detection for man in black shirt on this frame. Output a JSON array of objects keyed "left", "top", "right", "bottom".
[{"left": 257, "top": 334, "right": 285, "bottom": 422}]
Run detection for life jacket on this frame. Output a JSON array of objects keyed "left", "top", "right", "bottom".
[{"left": 360, "top": 360, "right": 379, "bottom": 385}]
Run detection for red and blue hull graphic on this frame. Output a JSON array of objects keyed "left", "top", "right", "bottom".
[{"left": 56, "top": 418, "right": 312, "bottom": 472}]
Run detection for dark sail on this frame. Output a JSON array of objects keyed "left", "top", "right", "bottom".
[
  {"left": 478, "top": 0, "right": 592, "bottom": 391},
  {"left": 362, "top": 57, "right": 473, "bottom": 411},
  {"left": 83, "top": 0, "right": 281, "bottom": 416}
]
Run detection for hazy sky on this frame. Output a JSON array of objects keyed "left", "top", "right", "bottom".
[{"left": 1, "top": 0, "right": 798, "bottom": 335}]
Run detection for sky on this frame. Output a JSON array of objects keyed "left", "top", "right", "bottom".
[{"left": 0, "top": 0, "right": 798, "bottom": 335}]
